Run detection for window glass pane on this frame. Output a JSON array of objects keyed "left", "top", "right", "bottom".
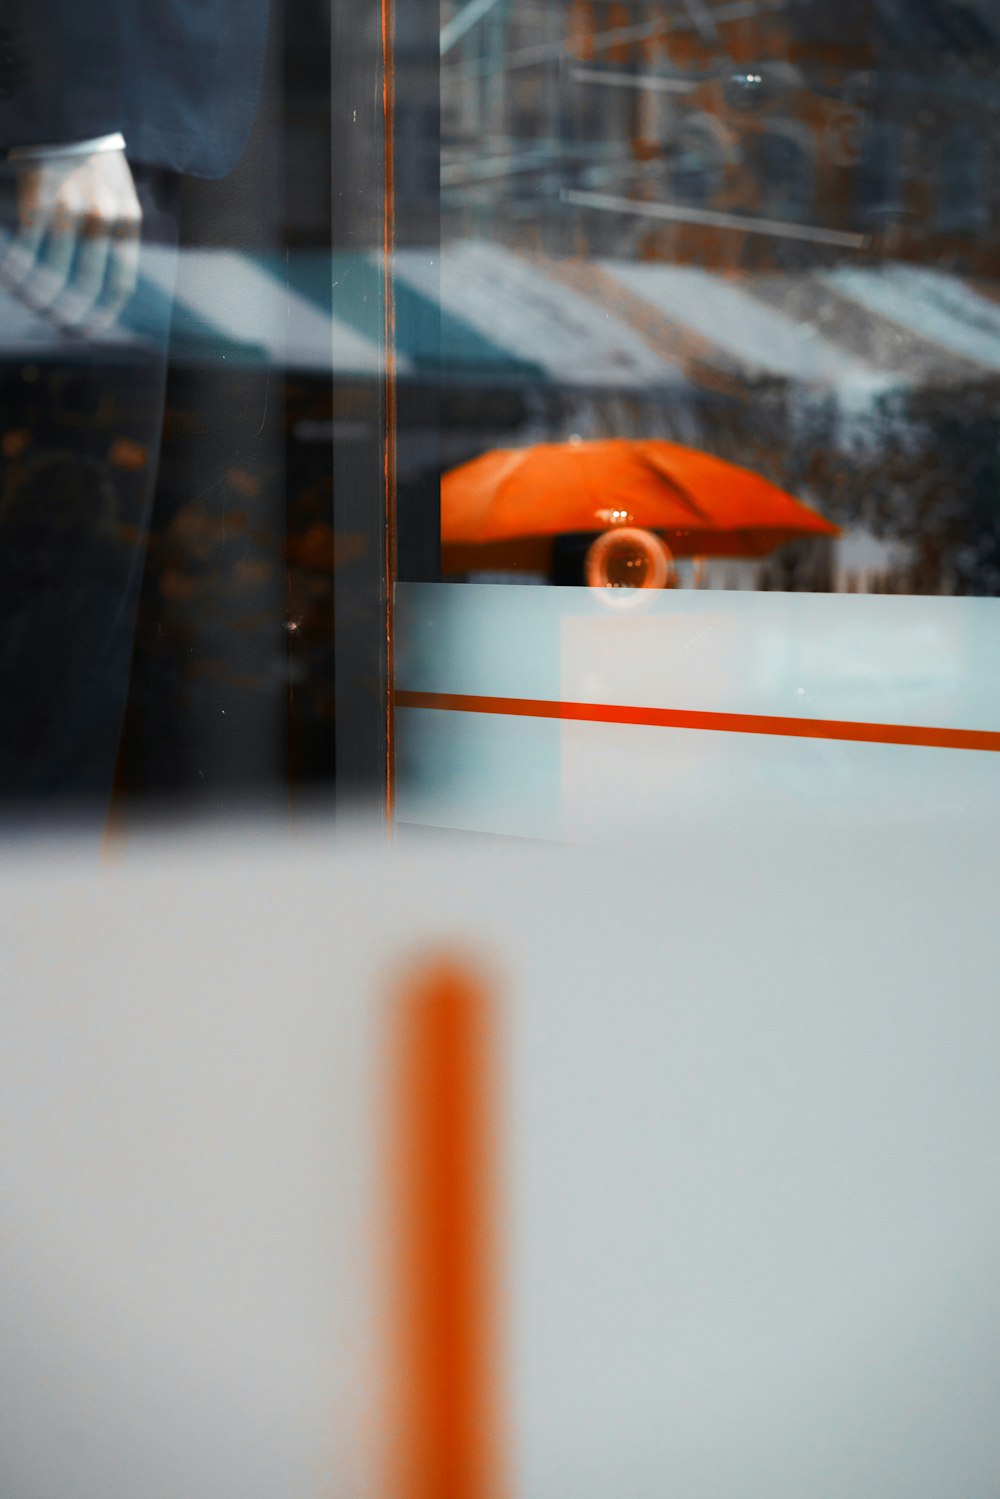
[
  {"left": 395, "top": 0, "right": 1000, "bottom": 848},
  {"left": 430, "top": 0, "right": 1000, "bottom": 597},
  {"left": 0, "top": 0, "right": 390, "bottom": 833}
]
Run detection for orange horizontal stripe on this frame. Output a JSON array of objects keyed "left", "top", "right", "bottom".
[{"left": 394, "top": 690, "right": 1000, "bottom": 754}]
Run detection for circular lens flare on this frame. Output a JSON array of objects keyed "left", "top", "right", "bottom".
[{"left": 584, "top": 527, "right": 673, "bottom": 591}]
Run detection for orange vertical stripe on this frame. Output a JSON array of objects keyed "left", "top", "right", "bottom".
[{"left": 385, "top": 956, "right": 504, "bottom": 1499}]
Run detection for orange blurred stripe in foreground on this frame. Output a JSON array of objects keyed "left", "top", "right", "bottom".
[{"left": 385, "top": 954, "right": 504, "bottom": 1499}]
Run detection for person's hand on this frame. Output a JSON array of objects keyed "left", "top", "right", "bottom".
[{"left": 0, "top": 148, "right": 142, "bottom": 334}]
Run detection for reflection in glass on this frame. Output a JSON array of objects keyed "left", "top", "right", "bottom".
[
  {"left": 436, "top": 0, "right": 1000, "bottom": 600},
  {"left": 668, "top": 117, "right": 727, "bottom": 205},
  {"left": 855, "top": 122, "right": 904, "bottom": 226},
  {"left": 937, "top": 124, "right": 989, "bottom": 235},
  {"left": 754, "top": 125, "right": 814, "bottom": 223}
]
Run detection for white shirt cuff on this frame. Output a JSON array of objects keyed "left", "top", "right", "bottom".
[{"left": 6, "top": 132, "right": 126, "bottom": 164}]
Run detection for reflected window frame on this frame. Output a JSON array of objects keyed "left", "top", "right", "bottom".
[
  {"left": 751, "top": 118, "right": 816, "bottom": 224},
  {"left": 854, "top": 120, "right": 907, "bottom": 226},
  {"left": 666, "top": 112, "right": 732, "bottom": 207},
  {"left": 935, "top": 123, "right": 990, "bottom": 235}
]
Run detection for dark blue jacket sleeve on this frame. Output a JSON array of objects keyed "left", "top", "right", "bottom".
[
  {"left": 0, "top": 0, "right": 123, "bottom": 151},
  {"left": 0, "top": 0, "right": 269, "bottom": 180}
]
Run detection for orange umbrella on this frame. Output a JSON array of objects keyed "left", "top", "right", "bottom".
[{"left": 441, "top": 438, "right": 839, "bottom": 574}]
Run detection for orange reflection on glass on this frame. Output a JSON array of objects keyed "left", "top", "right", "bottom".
[{"left": 441, "top": 437, "right": 838, "bottom": 578}]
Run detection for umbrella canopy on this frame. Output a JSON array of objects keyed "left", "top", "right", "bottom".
[{"left": 441, "top": 438, "right": 839, "bottom": 574}]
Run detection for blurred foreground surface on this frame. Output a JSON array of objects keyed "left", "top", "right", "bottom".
[{"left": 2, "top": 820, "right": 1000, "bottom": 1498}]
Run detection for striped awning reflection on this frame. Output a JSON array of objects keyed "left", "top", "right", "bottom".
[{"left": 1, "top": 241, "right": 999, "bottom": 402}]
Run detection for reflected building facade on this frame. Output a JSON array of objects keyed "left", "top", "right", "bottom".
[
  {"left": 435, "top": 0, "right": 1000, "bottom": 597},
  {"left": 442, "top": 0, "right": 1000, "bottom": 274}
]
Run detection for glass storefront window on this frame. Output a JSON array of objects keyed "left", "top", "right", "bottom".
[
  {"left": 0, "top": 0, "right": 397, "bottom": 831},
  {"left": 1, "top": 0, "right": 1000, "bottom": 834},
  {"left": 4, "top": 10, "right": 1000, "bottom": 1498},
  {"left": 395, "top": 0, "right": 1000, "bottom": 846}
]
